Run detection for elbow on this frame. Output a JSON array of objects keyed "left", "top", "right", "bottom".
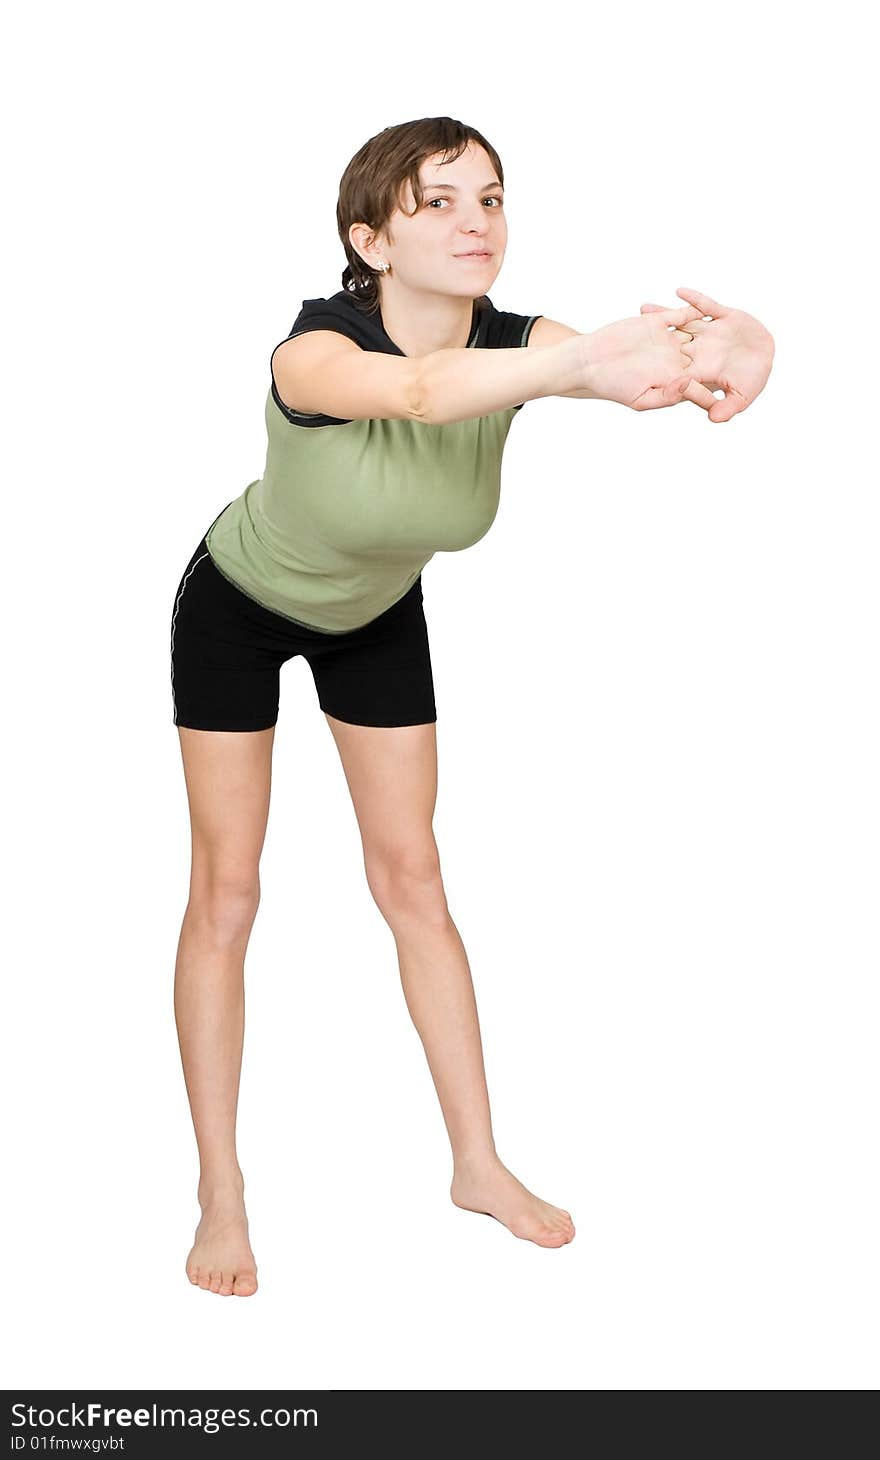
[{"left": 405, "top": 357, "right": 434, "bottom": 424}]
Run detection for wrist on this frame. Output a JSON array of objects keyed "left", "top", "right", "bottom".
[{"left": 554, "top": 332, "right": 600, "bottom": 400}]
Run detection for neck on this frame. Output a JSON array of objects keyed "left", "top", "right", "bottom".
[{"left": 376, "top": 282, "right": 478, "bottom": 358}]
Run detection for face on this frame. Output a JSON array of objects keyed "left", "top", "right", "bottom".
[{"left": 356, "top": 141, "right": 507, "bottom": 296}]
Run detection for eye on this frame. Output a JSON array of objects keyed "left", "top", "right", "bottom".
[{"left": 425, "top": 197, "right": 504, "bottom": 208}]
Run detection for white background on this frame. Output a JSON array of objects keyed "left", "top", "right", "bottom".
[{"left": 3, "top": 0, "right": 876, "bottom": 1391}]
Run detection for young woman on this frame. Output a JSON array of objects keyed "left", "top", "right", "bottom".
[{"left": 170, "top": 116, "right": 775, "bottom": 1297}]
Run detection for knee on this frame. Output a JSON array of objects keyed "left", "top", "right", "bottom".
[
  {"left": 365, "top": 844, "right": 449, "bottom": 928},
  {"left": 187, "top": 872, "right": 260, "bottom": 944}
]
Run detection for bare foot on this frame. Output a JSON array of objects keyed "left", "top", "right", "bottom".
[
  {"left": 186, "top": 1192, "right": 258, "bottom": 1297},
  {"left": 451, "top": 1155, "right": 575, "bottom": 1248}
]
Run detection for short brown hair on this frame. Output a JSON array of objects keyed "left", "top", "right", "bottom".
[{"left": 336, "top": 116, "right": 505, "bottom": 316}]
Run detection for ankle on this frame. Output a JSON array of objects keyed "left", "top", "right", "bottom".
[
  {"left": 452, "top": 1147, "right": 502, "bottom": 1179},
  {"left": 198, "top": 1169, "right": 246, "bottom": 1208}
]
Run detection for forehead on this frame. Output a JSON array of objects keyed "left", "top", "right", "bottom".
[{"left": 418, "top": 143, "right": 489, "bottom": 182}]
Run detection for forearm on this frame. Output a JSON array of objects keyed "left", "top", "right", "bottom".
[{"left": 414, "top": 336, "right": 590, "bottom": 426}]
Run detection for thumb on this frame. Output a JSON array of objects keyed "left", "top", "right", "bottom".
[
  {"left": 664, "top": 374, "right": 692, "bottom": 402},
  {"left": 708, "top": 392, "right": 742, "bottom": 423}
]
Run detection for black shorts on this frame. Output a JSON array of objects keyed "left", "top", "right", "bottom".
[{"left": 170, "top": 508, "right": 437, "bottom": 731}]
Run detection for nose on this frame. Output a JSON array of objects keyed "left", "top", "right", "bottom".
[
  {"left": 459, "top": 205, "right": 491, "bottom": 235},
  {"left": 459, "top": 221, "right": 490, "bottom": 244}
]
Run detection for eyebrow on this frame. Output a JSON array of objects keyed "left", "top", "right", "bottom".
[{"left": 422, "top": 181, "right": 504, "bottom": 192}]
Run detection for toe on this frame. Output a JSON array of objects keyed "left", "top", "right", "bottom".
[
  {"left": 209, "top": 1270, "right": 223, "bottom": 1293},
  {"left": 218, "top": 1272, "right": 235, "bottom": 1296},
  {"left": 233, "top": 1272, "right": 258, "bottom": 1296},
  {"left": 538, "top": 1222, "right": 569, "bottom": 1246},
  {"left": 186, "top": 1266, "right": 200, "bottom": 1285},
  {"left": 197, "top": 1271, "right": 212, "bottom": 1290}
]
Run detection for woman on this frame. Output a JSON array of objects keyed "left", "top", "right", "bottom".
[{"left": 170, "top": 116, "right": 774, "bottom": 1298}]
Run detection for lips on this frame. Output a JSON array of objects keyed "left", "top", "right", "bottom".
[{"left": 455, "top": 250, "right": 492, "bottom": 258}]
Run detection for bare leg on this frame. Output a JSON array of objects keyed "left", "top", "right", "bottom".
[
  {"left": 323, "top": 713, "right": 575, "bottom": 1248},
  {"left": 174, "top": 724, "right": 276, "bottom": 1294}
]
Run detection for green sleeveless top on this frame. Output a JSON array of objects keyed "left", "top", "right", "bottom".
[{"left": 205, "top": 289, "right": 541, "bottom": 634}]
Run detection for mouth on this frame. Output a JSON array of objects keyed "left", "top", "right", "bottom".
[{"left": 454, "top": 250, "right": 493, "bottom": 260}]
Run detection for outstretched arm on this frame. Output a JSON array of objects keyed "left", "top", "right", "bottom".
[
  {"left": 529, "top": 290, "right": 774, "bottom": 422},
  {"left": 526, "top": 310, "right": 720, "bottom": 414},
  {"left": 415, "top": 304, "right": 713, "bottom": 424},
  {"left": 415, "top": 302, "right": 735, "bottom": 424}
]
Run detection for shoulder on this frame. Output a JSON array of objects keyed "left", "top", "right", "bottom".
[
  {"left": 475, "top": 300, "right": 583, "bottom": 350},
  {"left": 269, "top": 290, "right": 390, "bottom": 428},
  {"left": 270, "top": 289, "right": 386, "bottom": 387},
  {"left": 521, "top": 315, "right": 581, "bottom": 347},
  {"left": 476, "top": 296, "right": 543, "bottom": 350},
  {"left": 282, "top": 290, "right": 386, "bottom": 352}
]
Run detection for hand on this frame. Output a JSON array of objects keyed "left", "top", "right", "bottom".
[
  {"left": 583, "top": 306, "right": 721, "bottom": 414},
  {"left": 640, "top": 287, "right": 775, "bottom": 423}
]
